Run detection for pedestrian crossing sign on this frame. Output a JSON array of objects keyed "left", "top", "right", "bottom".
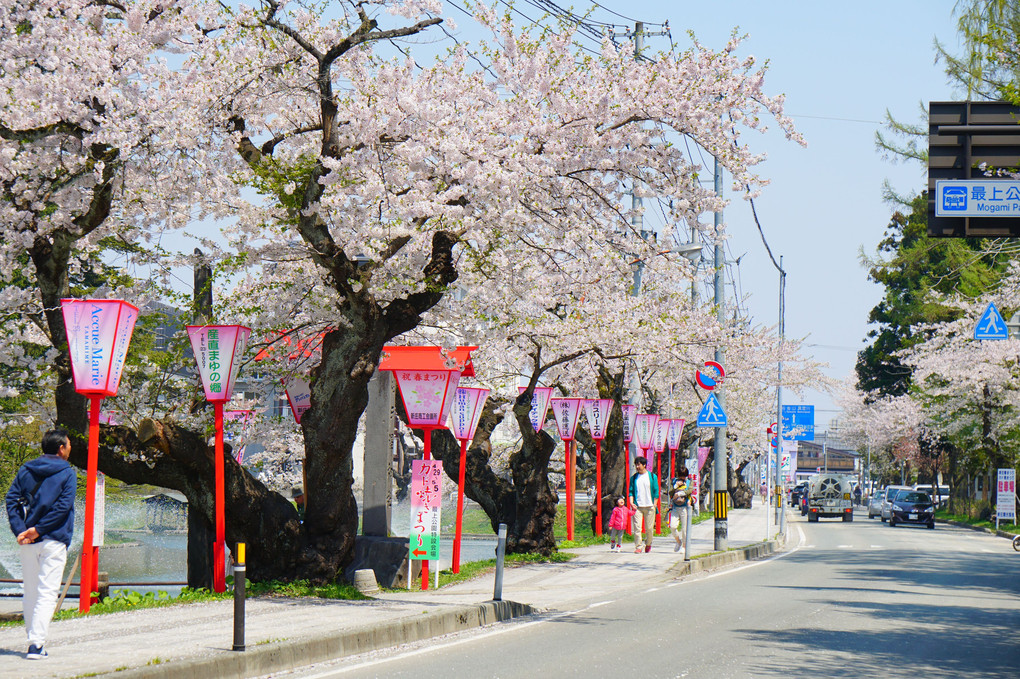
[
  {"left": 975, "top": 302, "right": 1009, "bottom": 340},
  {"left": 697, "top": 393, "right": 727, "bottom": 427}
]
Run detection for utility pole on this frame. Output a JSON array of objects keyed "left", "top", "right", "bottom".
[
  {"left": 713, "top": 156, "right": 728, "bottom": 550},
  {"left": 775, "top": 257, "right": 786, "bottom": 532}
]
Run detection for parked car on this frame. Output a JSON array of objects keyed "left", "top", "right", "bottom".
[
  {"left": 790, "top": 482, "right": 808, "bottom": 507},
  {"left": 888, "top": 489, "right": 936, "bottom": 529},
  {"left": 880, "top": 485, "right": 910, "bottom": 522},
  {"left": 867, "top": 491, "right": 884, "bottom": 519}
]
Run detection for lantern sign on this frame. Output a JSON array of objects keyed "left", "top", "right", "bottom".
[
  {"left": 284, "top": 375, "right": 312, "bottom": 423},
  {"left": 653, "top": 419, "right": 669, "bottom": 454},
  {"left": 583, "top": 398, "right": 614, "bottom": 536},
  {"left": 518, "top": 386, "right": 553, "bottom": 432},
  {"left": 61, "top": 299, "right": 139, "bottom": 397},
  {"left": 667, "top": 418, "right": 685, "bottom": 451},
  {"left": 395, "top": 370, "right": 461, "bottom": 428},
  {"left": 621, "top": 404, "right": 638, "bottom": 443},
  {"left": 449, "top": 387, "right": 489, "bottom": 441},
  {"left": 449, "top": 386, "right": 490, "bottom": 573},
  {"left": 409, "top": 459, "right": 443, "bottom": 562},
  {"left": 583, "top": 399, "right": 614, "bottom": 440},
  {"left": 187, "top": 325, "right": 251, "bottom": 402},
  {"left": 634, "top": 413, "right": 659, "bottom": 452},
  {"left": 60, "top": 298, "right": 138, "bottom": 614},
  {"left": 550, "top": 398, "right": 583, "bottom": 441}
]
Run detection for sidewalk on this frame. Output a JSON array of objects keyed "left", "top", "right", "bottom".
[{"left": 0, "top": 498, "right": 787, "bottom": 679}]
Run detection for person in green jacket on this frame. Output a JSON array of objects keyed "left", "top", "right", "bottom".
[{"left": 628, "top": 456, "right": 659, "bottom": 553}]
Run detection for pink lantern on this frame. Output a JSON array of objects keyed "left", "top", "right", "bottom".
[
  {"left": 518, "top": 386, "right": 553, "bottom": 433},
  {"left": 379, "top": 346, "right": 475, "bottom": 592},
  {"left": 61, "top": 298, "right": 138, "bottom": 614},
  {"left": 186, "top": 324, "right": 251, "bottom": 594},
  {"left": 634, "top": 414, "right": 659, "bottom": 456},
  {"left": 583, "top": 398, "right": 614, "bottom": 536},
  {"left": 448, "top": 387, "right": 489, "bottom": 573},
  {"left": 621, "top": 404, "right": 638, "bottom": 484},
  {"left": 653, "top": 419, "right": 670, "bottom": 534},
  {"left": 283, "top": 375, "right": 312, "bottom": 423},
  {"left": 550, "top": 398, "right": 584, "bottom": 541},
  {"left": 667, "top": 418, "right": 686, "bottom": 479}
]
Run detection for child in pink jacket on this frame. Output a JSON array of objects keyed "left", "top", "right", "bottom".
[{"left": 608, "top": 496, "right": 631, "bottom": 552}]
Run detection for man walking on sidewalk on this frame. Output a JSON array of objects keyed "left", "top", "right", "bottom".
[
  {"left": 629, "top": 456, "right": 659, "bottom": 553},
  {"left": 5, "top": 429, "right": 76, "bottom": 660}
]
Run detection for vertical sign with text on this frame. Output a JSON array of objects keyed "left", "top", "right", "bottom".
[
  {"left": 997, "top": 468, "right": 1016, "bottom": 521},
  {"left": 409, "top": 460, "right": 443, "bottom": 560}
]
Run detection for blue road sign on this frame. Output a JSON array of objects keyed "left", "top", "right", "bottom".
[
  {"left": 975, "top": 302, "right": 1009, "bottom": 340},
  {"left": 782, "top": 405, "right": 814, "bottom": 441},
  {"left": 697, "top": 393, "right": 727, "bottom": 427}
]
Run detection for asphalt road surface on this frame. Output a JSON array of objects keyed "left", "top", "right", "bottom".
[{"left": 269, "top": 512, "right": 1020, "bottom": 678}]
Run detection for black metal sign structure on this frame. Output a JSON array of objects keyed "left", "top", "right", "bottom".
[{"left": 928, "top": 100, "right": 1020, "bottom": 237}]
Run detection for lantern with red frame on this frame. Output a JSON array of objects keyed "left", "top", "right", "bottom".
[
  {"left": 633, "top": 413, "right": 660, "bottom": 524},
  {"left": 380, "top": 345, "right": 475, "bottom": 590},
  {"left": 653, "top": 419, "right": 670, "bottom": 533},
  {"left": 621, "top": 404, "right": 638, "bottom": 484},
  {"left": 283, "top": 375, "right": 312, "bottom": 423},
  {"left": 582, "top": 398, "right": 614, "bottom": 536},
  {"left": 448, "top": 387, "right": 489, "bottom": 573},
  {"left": 550, "top": 397, "right": 584, "bottom": 541},
  {"left": 518, "top": 386, "right": 553, "bottom": 432},
  {"left": 187, "top": 324, "right": 250, "bottom": 593},
  {"left": 666, "top": 418, "right": 686, "bottom": 480},
  {"left": 61, "top": 298, "right": 138, "bottom": 613}
]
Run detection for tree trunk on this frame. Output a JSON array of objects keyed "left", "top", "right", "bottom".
[{"left": 730, "top": 458, "right": 753, "bottom": 509}]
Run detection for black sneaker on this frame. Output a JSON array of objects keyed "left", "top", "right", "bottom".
[{"left": 26, "top": 645, "right": 47, "bottom": 660}]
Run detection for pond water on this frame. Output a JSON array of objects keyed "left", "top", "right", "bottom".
[{"left": 0, "top": 498, "right": 497, "bottom": 597}]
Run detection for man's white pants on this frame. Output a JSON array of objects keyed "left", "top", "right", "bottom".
[{"left": 21, "top": 539, "right": 67, "bottom": 648}]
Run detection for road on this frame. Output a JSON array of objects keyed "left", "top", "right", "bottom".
[{"left": 268, "top": 511, "right": 1020, "bottom": 678}]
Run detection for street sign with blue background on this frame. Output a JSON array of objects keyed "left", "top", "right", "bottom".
[
  {"left": 697, "top": 393, "right": 727, "bottom": 427},
  {"left": 975, "top": 302, "right": 1009, "bottom": 340},
  {"left": 781, "top": 405, "right": 814, "bottom": 441},
  {"left": 936, "top": 180, "right": 1020, "bottom": 217}
]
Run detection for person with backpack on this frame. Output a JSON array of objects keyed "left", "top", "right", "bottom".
[
  {"left": 669, "top": 467, "right": 695, "bottom": 554},
  {"left": 5, "top": 429, "right": 76, "bottom": 660},
  {"left": 628, "top": 456, "right": 659, "bottom": 553}
]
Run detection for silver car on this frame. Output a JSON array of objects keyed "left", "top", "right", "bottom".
[
  {"left": 880, "top": 485, "right": 910, "bottom": 522},
  {"left": 867, "top": 492, "right": 884, "bottom": 519}
]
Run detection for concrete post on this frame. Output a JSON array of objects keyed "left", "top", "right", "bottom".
[{"left": 363, "top": 371, "right": 394, "bottom": 536}]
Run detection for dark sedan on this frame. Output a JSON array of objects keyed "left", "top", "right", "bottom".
[
  {"left": 790, "top": 483, "right": 808, "bottom": 507},
  {"left": 888, "top": 490, "right": 936, "bottom": 529}
]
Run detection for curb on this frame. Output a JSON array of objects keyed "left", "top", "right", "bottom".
[
  {"left": 666, "top": 535, "right": 785, "bottom": 579},
  {"left": 940, "top": 518, "right": 1018, "bottom": 540},
  {"left": 100, "top": 599, "right": 534, "bottom": 679}
]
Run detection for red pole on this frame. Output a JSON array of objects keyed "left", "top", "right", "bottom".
[
  {"left": 655, "top": 450, "right": 663, "bottom": 534},
  {"left": 421, "top": 426, "right": 431, "bottom": 591},
  {"left": 565, "top": 440, "right": 574, "bottom": 541},
  {"left": 624, "top": 442, "right": 631, "bottom": 535},
  {"left": 595, "top": 440, "right": 603, "bottom": 536},
  {"left": 213, "top": 402, "right": 226, "bottom": 593},
  {"left": 79, "top": 396, "right": 102, "bottom": 613},
  {"left": 453, "top": 437, "right": 468, "bottom": 573}
]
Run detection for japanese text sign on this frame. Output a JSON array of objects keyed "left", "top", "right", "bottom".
[
  {"left": 409, "top": 460, "right": 443, "bottom": 560},
  {"left": 187, "top": 325, "right": 250, "bottom": 403},
  {"left": 653, "top": 419, "right": 669, "bottom": 453},
  {"left": 582, "top": 398, "right": 614, "bottom": 441},
  {"left": 450, "top": 387, "right": 489, "bottom": 440},
  {"left": 396, "top": 370, "right": 461, "bottom": 427},
  {"left": 997, "top": 468, "right": 1016, "bottom": 521},
  {"left": 550, "top": 398, "right": 583, "bottom": 441},
  {"left": 284, "top": 375, "right": 312, "bottom": 423},
  {"left": 621, "top": 404, "right": 637, "bottom": 443},
  {"left": 634, "top": 413, "right": 659, "bottom": 450},
  {"left": 61, "top": 299, "right": 139, "bottom": 397},
  {"left": 518, "top": 386, "right": 553, "bottom": 433},
  {"left": 666, "top": 418, "right": 685, "bottom": 450}
]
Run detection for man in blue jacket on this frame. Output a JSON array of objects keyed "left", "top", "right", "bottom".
[{"left": 5, "top": 429, "right": 76, "bottom": 660}]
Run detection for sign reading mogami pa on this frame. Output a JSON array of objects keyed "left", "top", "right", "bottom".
[
  {"left": 409, "top": 460, "right": 443, "bottom": 560},
  {"left": 936, "top": 180, "right": 1020, "bottom": 217}
]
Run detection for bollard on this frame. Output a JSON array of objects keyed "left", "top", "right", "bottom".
[
  {"left": 232, "top": 543, "right": 246, "bottom": 652},
  {"left": 493, "top": 523, "right": 507, "bottom": 601},
  {"left": 682, "top": 506, "right": 691, "bottom": 561}
]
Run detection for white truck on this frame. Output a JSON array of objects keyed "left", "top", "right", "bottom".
[{"left": 806, "top": 473, "right": 854, "bottom": 522}]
